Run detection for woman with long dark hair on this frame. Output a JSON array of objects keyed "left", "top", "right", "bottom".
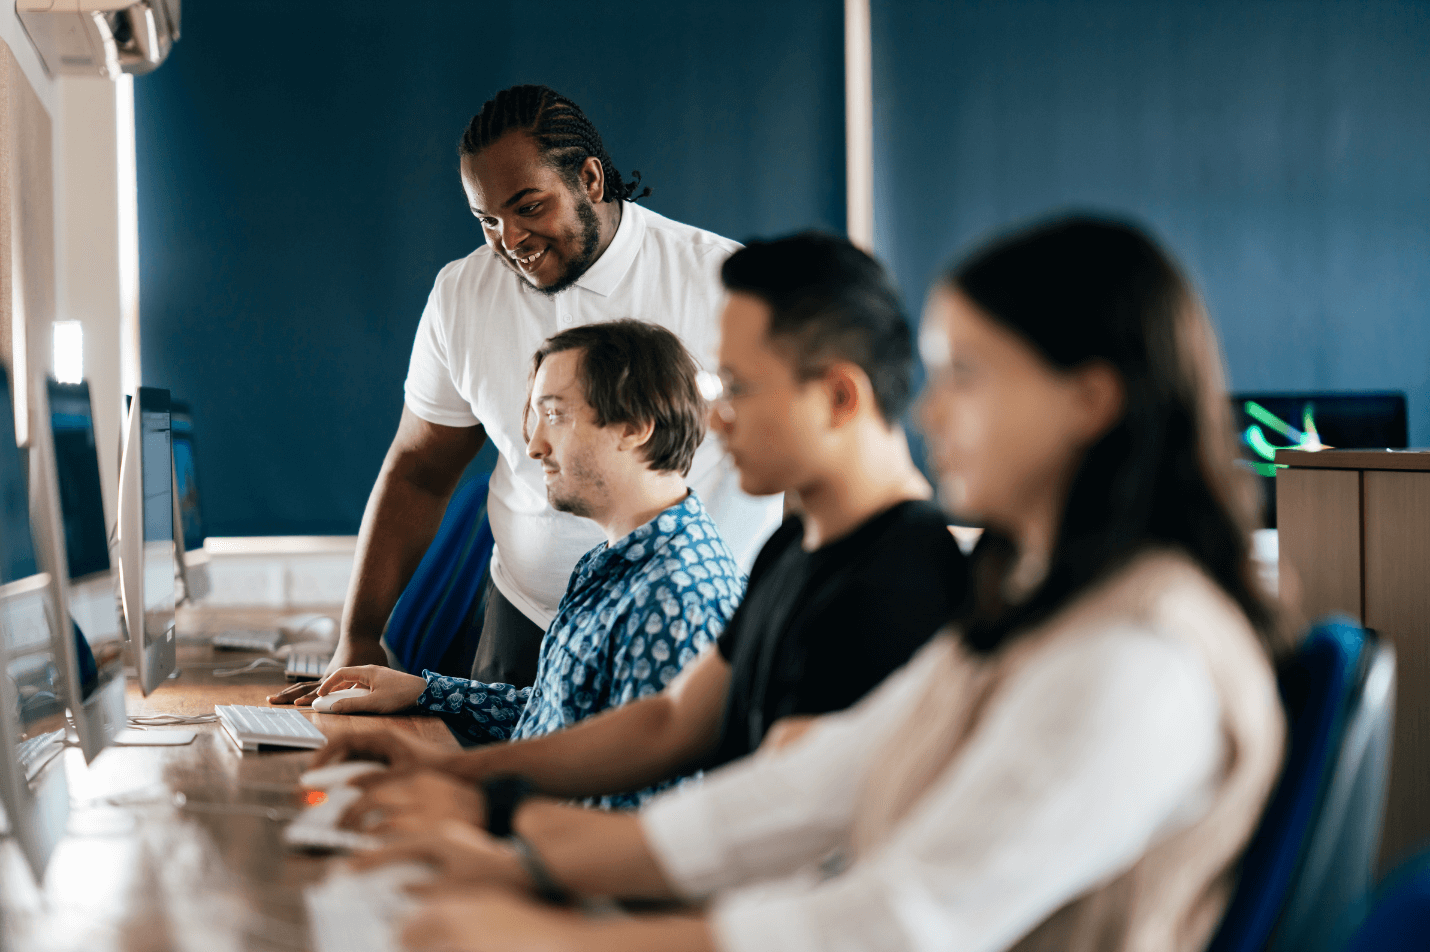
[{"left": 369, "top": 217, "right": 1287, "bottom": 952}]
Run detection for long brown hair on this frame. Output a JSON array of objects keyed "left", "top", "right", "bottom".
[{"left": 945, "top": 216, "right": 1280, "bottom": 658}]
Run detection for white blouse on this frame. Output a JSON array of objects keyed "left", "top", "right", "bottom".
[{"left": 642, "top": 625, "right": 1225, "bottom": 952}]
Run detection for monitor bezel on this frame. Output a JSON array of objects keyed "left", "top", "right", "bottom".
[
  {"left": 117, "top": 387, "right": 176, "bottom": 696},
  {"left": 40, "top": 378, "right": 126, "bottom": 761}
]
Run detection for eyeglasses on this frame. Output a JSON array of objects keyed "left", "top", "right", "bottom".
[{"left": 697, "top": 370, "right": 781, "bottom": 424}]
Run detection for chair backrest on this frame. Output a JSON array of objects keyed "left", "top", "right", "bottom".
[
  {"left": 1342, "top": 848, "right": 1430, "bottom": 952},
  {"left": 1269, "top": 633, "right": 1396, "bottom": 952},
  {"left": 1207, "top": 617, "right": 1365, "bottom": 952},
  {"left": 382, "top": 474, "right": 494, "bottom": 676}
]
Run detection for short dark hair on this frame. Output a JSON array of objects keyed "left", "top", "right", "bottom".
[
  {"left": 459, "top": 85, "right": 651, "bottom": 204},
  {"left": 524, "top": 320, "right": 706, "bottom": 476},
  {"left": 719, "top": 233, "right": 914, "bottom": 424}
]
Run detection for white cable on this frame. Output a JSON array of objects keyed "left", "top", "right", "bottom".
[
  {"left": 213, "top": 658, "right": 287, "bottom": 678},
  {"left": 127, "top": 713, "right": 218, "bottom": 728}
]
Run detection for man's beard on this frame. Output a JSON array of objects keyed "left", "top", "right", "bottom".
[
  {"left": 501, "top": 196, "right": 602, "bottom": 297},
  {"left": 547, "top": 449, "right": 606, "bottom": 519}
]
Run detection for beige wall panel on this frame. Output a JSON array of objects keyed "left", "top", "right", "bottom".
[
  {"left": 1277, "top": 467, "right": 1362, "bottom": 624},
  {"left": 1363, "top": 469, "right": 1430, "bottom": 870},
  {"left": 1, "top": 37, "right": 56, "bottom": 440}
]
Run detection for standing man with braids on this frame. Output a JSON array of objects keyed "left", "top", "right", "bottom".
[{"left": 274, "top": 85, "right": 781, "bottom": 694}]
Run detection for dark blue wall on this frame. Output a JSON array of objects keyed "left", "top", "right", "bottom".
[
  {"left": 872, "top": 0, "right": 1430, "bottom": 445},
  {"left": 136, "top": 1, "right": 845, "bottom": 536}
]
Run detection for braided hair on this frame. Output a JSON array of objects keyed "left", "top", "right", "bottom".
[{"left": 459, "top": 85, "right": 651, "bottom": 204}]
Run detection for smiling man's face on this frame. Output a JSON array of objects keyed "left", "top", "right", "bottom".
[{"left": 461, "top": 131, "right": 601, "bottom": 296}]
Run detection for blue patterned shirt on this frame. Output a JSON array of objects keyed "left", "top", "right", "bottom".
[{"left": 416, "top": 490, "right": 744, "bottom": 809}]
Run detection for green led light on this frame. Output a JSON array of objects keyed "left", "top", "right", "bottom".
[
  {"left": 1245, "top": 424, "right": 1280, "bottom": 462},
  {"left": 1244, "top": 401, "right": 1302, "bottom": 442},
  {"left": 1301, "top": 403, "right": 1324, "bottom": 448}
]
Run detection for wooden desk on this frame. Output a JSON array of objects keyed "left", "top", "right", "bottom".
[
  {"left": 1, "top": 607, "right": 459, "bottom": 952},
  {"left": 1277, "top": 449, "right": 1430, "bottom": 872}
]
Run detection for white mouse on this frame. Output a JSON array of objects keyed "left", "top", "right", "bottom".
[
  {"left": 279, "top": 613, "right": 338, "bottom": 640},
  {"left": 299, "top": 760, "right": 386, "bottom": 790},
  {"left": 310, "top": 687, "right": 372, "bottom": 713}
]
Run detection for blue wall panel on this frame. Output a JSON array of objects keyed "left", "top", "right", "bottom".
[
  {"left": 136, "top": 0, "right": 844, "bottom": 536},
  {"left": 872, "top": 0, "right": 1430, "bottom": 445}
]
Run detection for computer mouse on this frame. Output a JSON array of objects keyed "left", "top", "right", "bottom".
[
  {"left": 299, "top": 760, "right": 386, "bottom": 790},
  {"left": 279, "top": 613, "right": 338, "bottom": 640},
  {"left": 310, "top": 687, "right": 372, "bottom": 713}
]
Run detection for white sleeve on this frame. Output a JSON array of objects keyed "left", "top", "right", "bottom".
[
  {"left": 706, "top": 627, "right": 1225, "bottom": 952},
  {"left": 641, "top": 642, "right": 947, "bottom": 898},
  {"left": 403, "top": 272, "right": 480, "bottom": 428}
]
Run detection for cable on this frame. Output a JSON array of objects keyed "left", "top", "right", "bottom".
[
  {"left": 212, "top": 658, "right": 287, "bottom": 678},
  {"left": 127, "top": 713, "right": 218, "bottom": 728}
]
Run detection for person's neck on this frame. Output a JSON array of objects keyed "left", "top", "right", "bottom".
[
  {"left": 595, "top": 468, "right": 688, "bottom": 544},
  {"left": 590, "top": 199, "right": 623, "bottom": 264},
  {"left": 1001, "top": 479, "right": 1070, "bottom": 601},
  {"left": 796, "top": 423, "right": 931, "bottom": 551}
]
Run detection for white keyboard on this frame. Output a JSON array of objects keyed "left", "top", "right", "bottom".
[
  {"left": 211, "top": 629, "right": 283, "bottom": 652},
  {"left": 286, "top": 646, "right": 333, "bottom": 681},
  {"left": 215, "top": 704, "right": 328, "bottom": 751},
  {"left": 285, "top": 783, "right": 383, "bottom": 853},
  {"left": 306, "top": 862, "right": 431, "bottom": 952},
  {"left": 17, "top": 729, "right": 65, "bottom": 781}
]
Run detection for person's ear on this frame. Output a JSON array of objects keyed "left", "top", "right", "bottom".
[
  {"left": 824, "top": 364, "right": 863, "bottom": 428},
  {"left": 617, "top": 418, "right": 656, "bottom": 454},
  {"left": 1068, "top": 360, "right": 1126, "bottom": 446},
  {"left": 579, "top": 156, "right": 605, "bottom": 204}
]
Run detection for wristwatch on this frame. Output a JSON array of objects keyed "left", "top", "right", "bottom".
[
  {"left": 482, "top": 774, "right": 532, "bottom": 839},
  {"left": 481, "top": 775, "right": 571, "bottom": 904}
]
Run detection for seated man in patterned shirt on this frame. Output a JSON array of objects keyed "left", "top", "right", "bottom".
[{"left": 284, "top": 319, "right": 744, "bottom": 808}]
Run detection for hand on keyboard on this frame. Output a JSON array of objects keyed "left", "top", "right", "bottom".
[
  {"left": 307, "top": 728, "right": 458, "bottom": 776},
  {"left": 336, "top": 770, "right": 485, "bottom": 835},
  {"left": 398, "top": 885, "right": 572, "bottom": 952},
  {"left": 268, "top": 681, "right": 322, "bottom": 706},
  {"left": 348, "top": 818, "right": 522, "bottom": 888}
]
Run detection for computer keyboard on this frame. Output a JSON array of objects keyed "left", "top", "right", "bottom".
[
  {"left": 211, "top": 629, "right": 283, "bottom": 652},
  {"left": 214, "top": 704, "right": 328, "bottom": 751},
  {"left": 17, "top": 729, "right": 65, "bottom": 781},
  {"left": 284, "top": 783, "right": 384, "bottom": 853},
  {"left": 306, "top": 862, "right": 431, "bottom": 952},
  {"left": 286, "top": 645, "right": 333, "bottom": 681}
]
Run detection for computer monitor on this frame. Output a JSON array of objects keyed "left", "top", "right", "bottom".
[
  {"left": 169, "top": 401, "right": 209, "bottom": 602},
  {"left": 117, "top": 387, "right": 176, "bottom": 695},
  {"left": 46, "top": 380, "right": 127, "bottom": 760},
  {"left": 1232, "top": 391, "right": 1409, "bottom": 528},
  {"left": 0, "top": 367, "right": 71, "bottom": 882}
]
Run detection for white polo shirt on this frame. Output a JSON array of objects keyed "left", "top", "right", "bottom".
[{"left": 404, "top": 201, "right": 783, "bottom": 629}]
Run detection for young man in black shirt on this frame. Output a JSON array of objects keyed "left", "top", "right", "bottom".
[{"left": 315, "top": 234, "right": 968, "bottom": 811}]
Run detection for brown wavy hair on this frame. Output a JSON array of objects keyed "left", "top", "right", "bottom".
[{"left": 523, "top": 320, "right": 706, "bottom": 476}]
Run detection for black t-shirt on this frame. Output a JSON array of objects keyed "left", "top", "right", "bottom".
[{"left": 709, "top": 499, "right": 968, "bottom": 768}]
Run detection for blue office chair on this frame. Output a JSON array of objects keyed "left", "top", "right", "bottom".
[
  {"left": 1207, "top": 617, "right": 1395, "bottom": 952},
  {"left": 1268, "top": 628, "right": 1395, "bottom": 952},
  {"left": 382, "top": 474, "right": 495, "bottom": 677},
  {"left": 1341, "top": 848, "right": 1430, "bottom": 952}
]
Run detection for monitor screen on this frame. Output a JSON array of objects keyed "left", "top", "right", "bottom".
[
  {"left": 0, "top": 372, "right": 65, "bottom": 741},
  {"left": 140, "top": 396, "right": 175, "bottom": 650},
  {"left": 47, "top": 381, "right": 111, "bottom": 580},
  {"left": 1231, "top": 391, "right": 1409, "bottom": 527},
  {"left": 170, "top": 402, "right": 205, "bottom": 553}
]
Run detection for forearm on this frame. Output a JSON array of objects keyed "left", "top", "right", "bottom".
[
  {"left": 517, "top": 800, "right": 681, "bottom": 902},
  {"left": 563, "top": 913, "right": 715, "bottom": 952},
  {"left": 340, "top": 468, "right": 460, "bottom": 650},
  {"left": 448, "top": 693, "right": 717, "bottom": 797}
]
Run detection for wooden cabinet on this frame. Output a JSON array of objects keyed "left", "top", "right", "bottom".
[{"left": 1278, "top": 449, "right": 1430, "bottom": 871}]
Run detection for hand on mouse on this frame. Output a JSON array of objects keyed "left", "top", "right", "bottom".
[{"left": 306, "top": 665, "right": 429, "bottom": 714}]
